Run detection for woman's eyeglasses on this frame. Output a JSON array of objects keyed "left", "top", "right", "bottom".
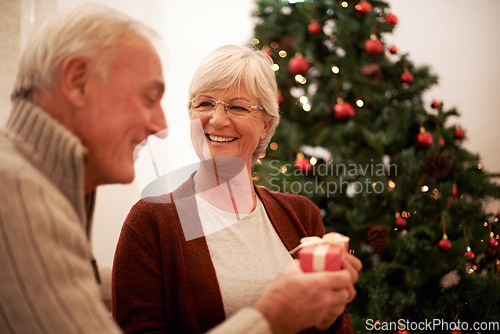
[{"left": 190, "top": 96, "right": 265, "bottom": 117}]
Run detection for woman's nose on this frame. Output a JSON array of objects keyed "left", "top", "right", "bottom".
[{"left": 209, "top": 103, "right": 231, "bottom": 128}]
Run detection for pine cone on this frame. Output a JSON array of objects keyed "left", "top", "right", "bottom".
[
  {"left": 279, "top": 36, "right": 297, "bottom": 49},
  {"left": 361, "top": 63, "right": 382, "bottom": 79},
  {"left": 425, "top": 153, "right": 451, "bottom": 180},
  {"left": 367, "top": 225, "right": 390, "bottom": 255}
]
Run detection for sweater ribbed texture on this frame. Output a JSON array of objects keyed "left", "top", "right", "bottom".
[{"left": 0, "top": 99, "right": 121, "bottom": 333}]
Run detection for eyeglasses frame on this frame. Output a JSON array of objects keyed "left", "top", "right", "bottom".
[{"left": 190, "top": 96, "right": 265, "bottom": 117}]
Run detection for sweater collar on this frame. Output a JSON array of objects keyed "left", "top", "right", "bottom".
[{"left": 6, "top": 99, "right": 94, "bottom": 234}]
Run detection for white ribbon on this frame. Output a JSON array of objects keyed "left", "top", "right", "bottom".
[
  {"left": 289, "top": 232, "right": 350, "bottom": 255},
  {"left": 312, "top": 244, "right": 330, "bottom": 271}
]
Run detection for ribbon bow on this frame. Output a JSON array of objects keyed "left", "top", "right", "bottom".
[{"left": 290, "top": 232, "right": 349, "bottom": 255}]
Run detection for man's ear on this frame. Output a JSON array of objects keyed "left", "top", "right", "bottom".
[{"left": 59, "top": 55, "right": 89, "bottom": 107}]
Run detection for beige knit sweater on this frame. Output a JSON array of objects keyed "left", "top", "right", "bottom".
[{"left": 0, "top": 99, "right": 121, "bottom": 333}]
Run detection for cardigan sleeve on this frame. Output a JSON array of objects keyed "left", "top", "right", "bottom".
[{"left": 112, "top": 200, "right": 168, "bottom": 333}]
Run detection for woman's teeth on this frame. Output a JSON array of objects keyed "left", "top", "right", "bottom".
[{"left": 209, "top": 135, "right": 236, "bottom": 142}]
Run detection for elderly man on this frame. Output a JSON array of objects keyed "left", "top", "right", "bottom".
[{"left": 0, "top": 4, "right": 359, "bottom": 334}]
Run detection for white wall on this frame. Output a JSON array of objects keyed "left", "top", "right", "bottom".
[{"left": 1, "top": 0, "right": 499, "bottom": 265}]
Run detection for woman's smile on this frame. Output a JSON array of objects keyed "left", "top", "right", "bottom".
[{"left": 207, "top": 134, "right": 237, "bottom": 143}]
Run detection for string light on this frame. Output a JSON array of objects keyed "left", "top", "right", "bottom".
[
  {"left": 310, "top": 156, "right": 318, "bottom": 165},
  {"left": 421, "top": 185, "right": 429, "bottom": 192},
  {"left": 299, "top": 96, "right": 311, "bottom": 112},
  {"left": 279, "top": 50, "right": 287, "bottom": 58},
  {"left": 388, "top": 180, "right": 396, "bottom": 189},
  {"left": 270, "top": 142, "right": 278, "bottom": 150},
  {"left": 271, "top": 64, "right": 279, "bottom": 71},
  {"left": 270, "top": 42, "right": 279, "bottom": 49},
  {"left": 280, "top": 165, "right": 288, "bottom": 174},
  {"left": 331, "top": 65, "right": 340, "bottom": 74},
  {"left": 295, "top": 75, "right": 307, "bottom": 84},
  {"left": 251, "top": 38, "right": 259, "bottom": 45},
  {"left": 341, "top": 1, "right": 348, "bottom": 8},
  {"left": 356, "top": 99, "right": 364, "bottom": 107}
]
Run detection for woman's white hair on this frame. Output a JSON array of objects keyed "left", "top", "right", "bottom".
[
  {"left": 11, "top": 3, "right": 159, "bottom": 100},
  {"left": 188, "top": 45, "right": 281, "bottom": 165}
]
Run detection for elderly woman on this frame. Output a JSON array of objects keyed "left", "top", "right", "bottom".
[{"left": 112, "top": 45, "right": 361, "bottom": 334}]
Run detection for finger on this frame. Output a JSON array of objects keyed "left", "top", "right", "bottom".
[
  {"left": 342, "top": 254, "right": 362, "bottom": 283},
  {"left": 319, "top": 270, "right": 352, "bottom": 290},
  {"left": 345, "top": 253, "right": 363, "bottom": 271},
  {"left": 341, "top": 259, "right": 356, "bottom": 282},
  {"left": 329, "top": 287, "right": 351, "bottom": 304}
]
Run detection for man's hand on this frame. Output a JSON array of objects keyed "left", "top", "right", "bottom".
[
  {"left": 315, "top": 253, "right": 362, "bottom": 331},
  {"left": 253, "top": 259, "right": 359, "bottom": 334}
]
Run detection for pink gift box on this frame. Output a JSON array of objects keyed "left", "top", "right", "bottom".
[{"left": 298, "top": 244, "right": 343, "bottom": 272}]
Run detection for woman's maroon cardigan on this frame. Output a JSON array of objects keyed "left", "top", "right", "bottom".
[{"left": 112, "top": 176, "right": 353, "bottom": 334}]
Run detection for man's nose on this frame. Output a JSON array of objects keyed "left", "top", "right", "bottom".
[{"left": 148, "top": 105, "right": 168, "bottom": 138}]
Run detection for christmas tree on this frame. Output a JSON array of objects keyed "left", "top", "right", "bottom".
[{"left": 251, "top": 0, "right": 500, "bottom": 331}]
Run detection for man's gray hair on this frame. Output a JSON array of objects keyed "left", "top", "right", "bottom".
[{"left": 12, "top": 3, "right": 159, "bottom": 100}]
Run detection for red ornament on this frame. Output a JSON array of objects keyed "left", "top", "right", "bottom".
[
  {"left": 394, "top": 217, "right": 407, "bottom": 229},
  {"left": 431, "top": 100, "right": 441, "bottom": 109},
  {"left": 489, "top": 237, "right": 499, "bottom": 249},
  {"left": 438, "top": 137, "right": 446, "bottom": 148},
  {"left": 401, "top": 72, "right": 414, "bottom": 84},
  {"left": 450, "top": 330, "right": 463, "bottom": 334},
  {"left": 333, "top": 101, "right": 355, "bottom": 122},
  {"left": 364, "top": 37, "right": 384, "bottom": 57},
  {"left": 452, "top": 186, "right": 460, "bottom": 198},
  {"left": 396, "top": 331, "right": 410, "bottom": 334},
  {"left": 261, "top": 48, "right": 273, "bottom": 57},
  {"left": 453, "top": 126, "right": 465, "bottom": 140},
  {"left": 295, "top": 153, "right": 313, "bottom": 174},
  {"left": 277, "top": 93, "right": 285, "bottom": 104},
  {"left": 385, "top": 13, "right": 398, "bottom": 26},
  {"left": 355, "top": 1, "right": 372, "bottom": 14},
  {"left": 464, "top": 247, "right": 475, "bottom": 261},
  {"left": 416, "top": 131, "right": 433, "bottom": 149},
  {"left": 288, "top": 55, "right": 310, "bottom": 75},
  {"left": 307, "top": 20, "right": 322, "bottom": 35},
  {"left": 389, "top": 45, "right": 398, "bottom": 54},
  {"left": 438, "top": 234, "right": 452, "bottom": 252}
]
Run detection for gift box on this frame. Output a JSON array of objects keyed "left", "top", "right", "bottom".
[{"left": 291, "top": 232, "right": 350, "bottom": 273}]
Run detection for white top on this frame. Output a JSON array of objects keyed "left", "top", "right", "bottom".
[{"left": 195, "top": 194, "right": 293, "bottom": 317}]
